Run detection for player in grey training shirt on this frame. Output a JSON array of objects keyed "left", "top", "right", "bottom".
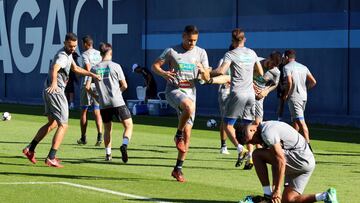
[
  {"left": 152, "top": 25, "right": 209, "bottom": 182},
  {"left": 282, "top": 50, "right": 317, "bottom": 146},
  {"left": 253, "top": 51, "right": 282, "bottom": 125},
  {"left": 217, "top": 56, "right": 231, "bottom": 155},
  {"left": 87, "top": 42, "right": 133, "bottom": 163},
  {"left": 22, "top": 33, "right": 101, "bottom": 168},
  {"left": 211, "top": 28, "right": 262, "bottom": 167},
  {"left": 77, "top": 35, "right": 103, "bottom": 146},
  {"left": 238, "top": 121, "right": 338, "bottom": 203}
]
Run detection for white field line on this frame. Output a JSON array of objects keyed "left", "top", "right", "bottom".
[{"left": 0, "top": 181, "right": 170, "bottom": 203}]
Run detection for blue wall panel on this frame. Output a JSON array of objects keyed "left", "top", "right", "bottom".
[{"left": 349, "top": 0, "right": 360, "bottom": 116}]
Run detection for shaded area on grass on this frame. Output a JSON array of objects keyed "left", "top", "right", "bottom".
[
  {"left": 130, "top": 198, "right": 235, "bottom": 203},
  {"left": 0, "top": 171, "right": 140, "bottom": 181},
  {"left": 1, "top": 103, "right": 359, "bottom": 144}
]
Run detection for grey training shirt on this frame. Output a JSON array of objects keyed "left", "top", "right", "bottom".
[{"left": 90, "top": 60, "right": 126, "bottom": 109}]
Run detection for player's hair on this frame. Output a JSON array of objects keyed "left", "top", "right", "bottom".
[
  {"left": 183, "top": 25, "right": 199, "bottom": 35},
  {"left": 269, "top": 51, "right": 282, "bottom": 67},
  {"left": 65, "top": 32, "right": 78, "bottom": 42},
  {"left": 99, "top": 42, "right": 112, "bottom": 56},
  {"left": 232, "top": 28, "right": 245, "bottom": 42},
  {"left": 284, "top": 49, "right": 296, "bottom": 59},
  {"left": 82, "top": 35, "right": 93, "bottom": 46},
  {"left": 229, "top": 44, "right": 235, "bottom": 51}
]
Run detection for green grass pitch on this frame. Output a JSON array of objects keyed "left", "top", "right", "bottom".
[{"left": 0, "top": 104, "right": 359, "bottom": 202}]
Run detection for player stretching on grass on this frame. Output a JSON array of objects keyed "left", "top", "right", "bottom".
[
  {"left": 87, "top": 42, "right": 133, "bottom": 163},
  {"left": 238, "top": 121, "right": 338, "bottom": 203},
  {"left": 77, "top": 35, "right": 103, "bottom": 146},
  {"left": 282, "top": 50, "right": 316, "bottom": 150},
  {"left": 211, "top": 28, "right": 262, "bottom": 168},
  {"left": 152, "top": 25, "right": 209, "bottom": 182},
  {"left": 22, "top": 33, "right": 101, "bottom": 167}
]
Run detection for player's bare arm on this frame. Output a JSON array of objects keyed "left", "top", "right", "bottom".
[
  {"left": 307, "top": 73, "right": 317, "bottom": 90},
  {"left": 84, "top": 78, "right": 97, "bottom": 99},
  {"left": 211, "top": 61, "right": 231, "bottom": 76},
  {"left": 84, "top": 62, "right": 91, "bottom": 72},
  {"left": 283, "top": 75, "right": 293, "bottom": 100},
  {"left": 71, "top": 61, "right": 101, "bottom": 81},
  {"left": 209, "top": 75, "right": 231, "bottom": 84},
  {"left": 254, "top": 60, "right": 264, "bottom": 76},
  {"left": 152, "top": 59, "right": 176, "bottom": 82},
  {"left": 46, "top": 63, "right": 61, "bottom": 93},
  {"left": 119, "top": 79, "right": 128, "bottom": 92},
  {"left": 196, "top": 63, "right": 211, "bottom": 82},
  {"left": 271, "top": 143, "right": 286, "bottom": 203},
  {"left": 257, "top": 83, "right": 278, "bottom": 99}
]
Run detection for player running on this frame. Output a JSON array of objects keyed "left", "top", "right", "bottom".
[
  {"left": 87, "top": 42, "right": 133, "bottom": 163},
  {"left": 152, "top": 25, "right": 209, "bottom": 182},
  {"left": 282, "top": 50, "right": 317, "bottom": 149}
]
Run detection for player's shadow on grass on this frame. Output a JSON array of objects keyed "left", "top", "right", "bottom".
[
  {"left": 125, "top": 162, "right": 239, "bottom": 171},
  {"left": 0, "top": 171, "right": 140, "bottom": 181},
  {"left": 132, "top": 198, "right": 234, "bottom": 203},
  {"left": 0, "top": 161, "right": 36, "bottom": 167},
  {"left": 142, "top": 144, "right": 219, "bottom": 151},
  {"left": 314, "top": 152, "right": 360, "bottom": 157},
  {"left": 316, "top": 160, "right": 358, "bottom": 166},
  {"left": 0, "top": 140, "right": 30, "bottom": 145},
  {"left": 60, "top": 157, "right": 132, "bottom": 166},
  {"left": 128, "top": 147, "right": 170, "bottom": 154}
]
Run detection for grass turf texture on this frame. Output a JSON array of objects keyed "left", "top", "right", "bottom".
[{"left": 0, "top": 104, "right": 359, "bottom": 202}]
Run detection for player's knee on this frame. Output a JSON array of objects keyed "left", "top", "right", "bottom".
[
  {"left": 183, "top": 104, "right": 194, "bottom": 115},
  {"left": 252, "top": 149, "right": 268, "bottom": 163},
  {"left": 48, "top": 121, "right": 58, "bottom": 130},
  {"left": 58, "top": 123, "right": 68, "bottom": 130},
  {"left": 281, "top": 187, "right": 300, "bottom": 203},
  {"left": 281, "top": 194, "right": 296, "bottom": 203},
  {"left": 252, "top": 149, "right": 261, "bottom": 159},
  {"left": 123, "top": 118, "right": 133, "bottom": 129}
]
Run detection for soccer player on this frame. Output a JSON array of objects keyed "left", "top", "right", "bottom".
[
  {"left": 253, "top": 51, "right": 282, "bottom": 125},
  {"left": 276, "top": 56, "right": 287, "bottom": 121},
  {"left": 152, "top": 25, "right": 209, "bottom": 182},
  {"left": 282, "top": 50, "right": 316, "bottom": 147},
  {"left": 211, "top": 28, "right": 262, "bottom": 167},
  {"left": 217, "top": 45, "right": 234, "bottom": 155},
  {"left": 87, "top": 42, "right": 133, "bottom": 163},
  {"left": 132, "top": 63, "right": 158, "bottom": 102},
  {"left": 77, "top": 35, "right": 103, "bottom": 146},
  {"left": 238, "top": 121, "right": 338, "bottom": 203},
  {"left": 22, "top": 32, "right": 101, "bottom": 167},
  {"left": 64, "top": 52, "right": 79, "bottom": 110}
]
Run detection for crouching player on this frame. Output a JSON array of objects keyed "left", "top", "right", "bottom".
[{"left": 237, "top": 121, "right": 338, "bottom": 203}]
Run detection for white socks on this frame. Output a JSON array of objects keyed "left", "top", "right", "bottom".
[
  {"left": 106, "top": 137, "right": 129, "bottom": 155},
  {"left": 263, "top": 186, "right": 272, "bottom": 196},
  {"left": 105, "top": 147, "right": 111, "bottom": 155},
  {"left": 315, "top": 192, "right": 327, "bottom": 201},
  {"left": 237, "top": 144, "right": 244, "bottom": 153}
]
